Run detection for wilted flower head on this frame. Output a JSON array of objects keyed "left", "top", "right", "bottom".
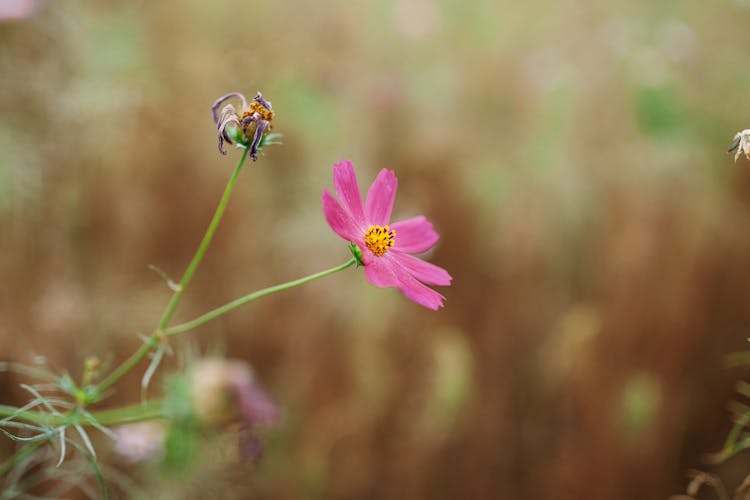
[
  {"left": 190, "top": 358, "right": 279, "bottom": 461},
  {"left": 211, "top": 92, "right": 276, "bottom": 160},
  {"left": 322, "top": 160, "right": 452, "bottom": 310},
  {"left": 729, "top": 129, "right": 750, "bottom": 162}
]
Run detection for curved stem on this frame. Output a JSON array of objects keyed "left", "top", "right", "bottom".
[
  {"left": 96, "top": 149, "right": 249, "bottom": 395},
  {"left": 166, "top": 258, "right": 357, "bottom": 336}
]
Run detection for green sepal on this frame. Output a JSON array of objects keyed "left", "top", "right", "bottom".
[
  {"left": 256, "top": 132, "right": 283, "bottom": 156},
  {"left": 259, "top": 132, "right": 283, "bottom": 147},
  {"left": 348, "top": 243, "right": 364, "bottom": 267},
  {"left": 223, "top": 122, "right": 245, "bottom": 145}
]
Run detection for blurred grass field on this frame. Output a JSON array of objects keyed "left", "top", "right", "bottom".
[{"left": 3, "top": 0, "right": 750, "bottom": 498}]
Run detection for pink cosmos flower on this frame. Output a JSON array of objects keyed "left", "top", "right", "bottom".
[{"left": 322, "top": 160, "right": 452, "bottom": 310}]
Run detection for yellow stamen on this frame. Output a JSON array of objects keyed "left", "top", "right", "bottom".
[
  {"left": 364, "top": 225, "right": 396, "bottom": 257},
  {"left": 242, "top": 101, "right": 275, "bottom": 123}
]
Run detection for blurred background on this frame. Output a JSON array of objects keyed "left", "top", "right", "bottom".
[{"left": 3, "top": 0, "right": 750, "bottom": 498}]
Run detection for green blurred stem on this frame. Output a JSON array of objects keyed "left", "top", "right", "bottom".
[
  {"left": 89, "top": 400, "right": 166, "bottom": 425},
  {"left": 96, "top": 149, "right": 249, "bottom": 395},
  {"left": 165, "top": 258, "right": 358, "bottom": 336},
  {"left": 0, "top": 401, "right": 165, "bottom": 428}
]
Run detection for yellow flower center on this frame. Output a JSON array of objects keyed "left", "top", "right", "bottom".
[{"left": 364, "top": 225, "right": 396, "bottom": 257}]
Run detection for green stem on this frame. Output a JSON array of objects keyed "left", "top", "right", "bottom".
[
  {"left": 96, "top": 338, "right": 157, "bottom": 397},
  {"left": 88, "top": 401, "right": 166, "bottom": 426},
  {"left": 0, "top": 401, "right": 166, "bottom": 428},
  {"left": 0, "top": 404, "right": 51, "bottom": 426},
  {"left": 157, "top": 147, "right": 249, "bottom": 330},
  {"left": 166, "top": 258, "right": 357, "bottom": 336},
  {"left": 96, "top": 149, "right": 249, "bottom": 395}
]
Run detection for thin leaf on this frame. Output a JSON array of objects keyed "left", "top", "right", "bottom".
[
  {"left": 63, "top": 438, "right": 108, "bottom": 500},
  {"left": 148, "top": 264, "right": 180, "bottom": 291},
  {"left": 0, "top": 400, "right": 47, "bottom": 424},
  {"left": 0, "top": 428, "right": 56, "bottom": 443},
  {"left": 55, "top": 427, "right": 66, "bottom": 467},
  {"left": 18, "top": 385, "right": 63, "bottom": 417},
  {"left": 77, "top": 410, "right": 117, "bottom": 441},
  {"left": 141, "top": 345, "right": 168, "bottom": 403},
  {"left": 0, "top": 420, "right": 48, "bottom": 433},
  {"left": 29, "top": 383, "right": 66, "bottom": 393},
  {"left": 74, "top": 424, "right": 96, "bottom": 459},
  {"left": 0, "top": 399, "right": 71, "bottom": 427},
  {"left": 27, "top": 397, "right": 72, "bottom": 409},
  {"left": 0, "top": 363, "right": 58, "bottom": 383}
]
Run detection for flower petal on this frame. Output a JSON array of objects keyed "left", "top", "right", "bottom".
[
  {"left": 333, "top": 160, "right": 366, "bottom": 228},
  {"left": 365, "top": 169, "right": 398, "bottom": 226},
  {"left": 322, "top": 189, "right": 361, "bottom": 242},
  {"left": 363, "top": 251, "right": 399, "bottom": 288},
  {"left": 363, "top": 252, "right": 446, "bottom": 310},
  {"left": 391, "top": 252, "right": 452, "bottom": 286},
  {"left": 391, "top": 216, "right": 440, "bottom": 254},
  {"left": 396, "top": 273, "right": 446, "bottom": 310}
]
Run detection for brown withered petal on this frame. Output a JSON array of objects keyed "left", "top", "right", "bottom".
[
  {"left": 248, "top": 120, "right": 268, "bottom": 160},
  {"left": 217, "top": 114, "right": 241, "bottom": 155},
  {"left": 211, "top": 92, "right": 248, "bottom": 125},
  {"left": 253, "top": 92, "right": 272, "bottom": 111}
]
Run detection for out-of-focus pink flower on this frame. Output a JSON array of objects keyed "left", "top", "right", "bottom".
[
  {"left": 113, "top": 422, "right": 166, "bottom": 464},
  {"left": 322, "top": 160, "right": 452, "bottom": 310},
  {"left": 191, "top": 359, "right": 279, "bottom": 461},
  {"left": 0, "top": 0, "right": 37, "bottom": 21}
]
